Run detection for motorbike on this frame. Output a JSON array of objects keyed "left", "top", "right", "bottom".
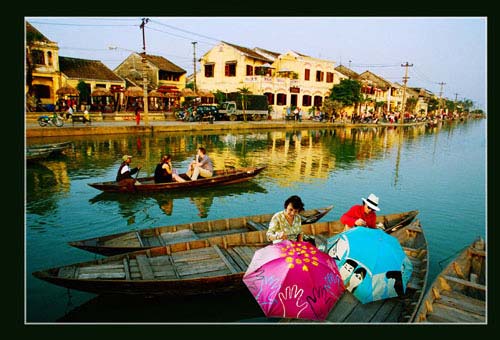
[{"left": 37, "top": 113, "right": 64, "bottom": 127}]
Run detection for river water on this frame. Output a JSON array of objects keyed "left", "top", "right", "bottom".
[{"left": 25, "top": 119, "right": 487, "bottom": 323}]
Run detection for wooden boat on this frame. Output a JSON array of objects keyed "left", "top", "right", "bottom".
[
  {"left": 33, "top": 210, "right": 419, "bottom": 299},
  {"left": 68, "top": 205, "right": 335, "bottom": 256},
  {"left": 413, "top": 237, "right": 485, "bottom": 323},
  {"left": 26, "top": 148, "right": 54, "bottom": 161},
  {"left": 26, "top": 141, "right": 73, "bottom": 160},
  {"left": 323, "top": 218, "right": 428, "bottom": 323},
  {"left": 87, "top": 166, "right": 266, "bottom": 193}
]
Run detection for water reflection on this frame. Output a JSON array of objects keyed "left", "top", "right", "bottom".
[
  {"left": 57, "top": 289, "right": 263, "bottom": 323},
  {"left": 88, "top": 181, "right": 267, "bottom": 219},
  {"left": 26, "top": 121, "right": 470, "bottom": 219}
]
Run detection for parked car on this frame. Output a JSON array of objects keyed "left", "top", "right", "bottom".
[{"left": 193, "top": 105, "right": 225, "bottom": 121}]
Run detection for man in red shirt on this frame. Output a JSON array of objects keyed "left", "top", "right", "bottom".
[{"left": 340, "top": 193, "right": 382, "bottom": 231}]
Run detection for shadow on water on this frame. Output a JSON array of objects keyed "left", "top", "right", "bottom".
[
  {"left": 57, "top": 289, "right": 265, "bottom": 323},
  {"left": 88, "top": 180, "right": 268, "bottom": 219}
]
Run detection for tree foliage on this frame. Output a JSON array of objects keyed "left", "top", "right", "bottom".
[{"left": 328, "top": 79, "right": 362, "bottom": 107}]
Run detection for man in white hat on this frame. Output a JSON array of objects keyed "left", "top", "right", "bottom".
[
  {"left": 116, "top": 155, "right": 142, "bottom": 188},
  {"left": 340, "top": 193, "right": 384, "bottom": 231}
]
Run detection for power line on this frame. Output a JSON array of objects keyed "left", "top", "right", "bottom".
[
  {"left": 149, "top": 19, "right": 220, "bottom": 43},
  {"left": 28, "top": 20, "right": 136, "bottom": 27}
]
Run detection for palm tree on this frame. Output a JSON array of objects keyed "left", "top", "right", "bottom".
[{"left": 237, "top": 86, "right": 252, "bottom": 122}]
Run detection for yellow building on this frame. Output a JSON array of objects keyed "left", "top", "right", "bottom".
[
  {"left": 59, "top": 56, "right": 126, "bottom": 112},
  {"left": 113, "top": 53, "right": 186, "bottom": 110},
  {"left": 197, "top": 42, "right": 345, "bottom": 118},
  {"left": 26, "top": 21, "right": 61, "bottom": 107}
]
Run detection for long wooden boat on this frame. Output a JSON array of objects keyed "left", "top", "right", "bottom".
[
  {"left": 87, "top": 166, "right": 266, "bottom": 193},
  {"left": 413, "top": 237, "right": 485, "bottom": 323},
  {"left": 68, "top": 205, "right": 335, "bottom": 256},
  {"left": 33, "top": 210, "right": 419, "bottom": 300},
  {"left": 26, "top": 141, "right": 73, "bottom": 160},
  {"left": 323, "top": 218, "right": 428, "bottom": 323}
]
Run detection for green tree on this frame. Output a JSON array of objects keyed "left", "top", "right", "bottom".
[
  {"left": 428, "top": 97, "right": 439, "bottom": 114},
  {"left": 405, "top": 97, "right": 418, "bottom": 113},
  {"left": 213, "top": 90, "right": 227, "bottom": 105},
  {"left": 236, "top": 86, "right": 252, "bottom": 121},
  {"left": 329, "top": 79, "right": 362, "bottom": 108},
  {"left": 77, "top": 80, "right": 90, "bottom": 106}
]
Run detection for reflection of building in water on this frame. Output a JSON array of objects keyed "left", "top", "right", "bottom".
[
  {"left": 39, "top": 161, "right": 71, "bottom": 192},
  {"left": 159, "top": 197, "right": 173, "bottom": 216},
  {"left": 190, "top": 196, "right": 214, "bottom": 218}
]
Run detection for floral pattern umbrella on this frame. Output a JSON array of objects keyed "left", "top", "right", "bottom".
[
  {"left": 243, "top": 240, "right": 345, "bottom": 321},
  {"left": 325, "top": 227, "right": 413, "bottom": 304}
]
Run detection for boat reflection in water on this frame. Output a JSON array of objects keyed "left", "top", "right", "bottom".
[
  {"left": 58, "top": 289, "right": 263, "bottom": 323},
  {"left": 89, "top": 180, "right": 268, "bottom": 219}
]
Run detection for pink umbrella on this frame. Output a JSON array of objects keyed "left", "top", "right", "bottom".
[{"left": 243, "top": 240, "right": 345, "bottom": 321}]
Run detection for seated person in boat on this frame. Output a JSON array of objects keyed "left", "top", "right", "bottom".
[
  {"left": 266, "top": 195, "right": 305, "bottom": 244},
  {"left": 186, "top": 147, "right": 213, "bottom": 180},
  {"left": 154, "top": 154, "right": 186, "bottom": 183},
  {"left": 340, "top": 193, "right": 384, "bottom": 231},
  {"left": 116, "top": 155, "right": 142, "bottom": 187}
]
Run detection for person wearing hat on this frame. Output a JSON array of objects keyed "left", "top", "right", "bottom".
[
  {"left": 340, "top": 193, "right": 383, "bottom": 231},
  {"left": 116, "top": 155, "right": 142, "bottom": 187}
]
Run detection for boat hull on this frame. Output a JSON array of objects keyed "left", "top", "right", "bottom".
[{"left": 87, "top": 166, "right": 266, "bottom": 193}]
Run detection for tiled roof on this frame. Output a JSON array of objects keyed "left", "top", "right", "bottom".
[
  {"left": 142, "top": 54, "right": 186, "bottom": 73},
  {"left": 222, "top": 41, "right": 273, "bottom": 62},
  {"left": 335, "top": 65, "right": 360, "bottom": 79},
  {"left": 359, "top": 70, "right": 392, "bottom": 89},
  {"left": 26, "top": 21, "right": 52, "bottom": 43},
  {"left": 59, "top": 56, "right": 123, "bottom": 82},
  {"left": 253, "top": 47, "right": 281, "bottom": 59}
]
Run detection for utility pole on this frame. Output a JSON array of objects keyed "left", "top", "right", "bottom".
[
  {"left": 437, "top": 82, "right": 446, "bottom": 114},
  {"left": 192, "top": 42, "right": 197, "bottom": 94},
  {"left": 454, "top": 92, "right": 459, "bottom": 113},
  {"left": 140, "top": 18, "right": 150, "bottom": 126},
  {"left": 400, "top": 62, "right": 413, "bottom": 114}
]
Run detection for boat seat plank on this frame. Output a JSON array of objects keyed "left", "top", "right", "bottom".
[
  {"left": 78, "top": 264, "right": 124, "bottom": 273},
  {"left": 176, "top": 258, "right": 229, "bottom": 277},
  {"left": 161, "top": 229, "right": 199, "bottom": 244},
  {"left": 430, "top": 302, "right": 486, "bottom": 323},
  {"left": 136, "top": 255, "right": 155, "bottom": 280},
  {"left": 326, "top": 292, "right": 359, "bottom": 322},
  {"left": 344, "top": 299, "right": 384, "bottom": 322},
  {"left": 225, "top": 247, "right": 249, "bottom": 271},
  {"left": 439, "top": 291, "right": 486, "bottom": 316},
  {"left": 213, "top": 245, "right": 239, "bottom": 274},
  {"left": 78, "top": 272, "right": 125, "bottom": 279},
  {"left": 443, "top": 275, "right": 486, "bottom": 291},
  {"left": 369, "top": 299, "right": 401, "bottom": 322},
  {"left": 123, "top": 258, "right": 131, "bottom": 280},
  {"left": 246, "top": 220, "right": 268, "bottom": 231},
  {"left": 182, "top": 269, "right": 232, "bottom": 280},
  {"left": 197, "top": 228, "right": 249, "bottom": 239},
  {"left": 382, "top": 300, "right": 405, "bottom": 322},
  {"left": 171, "top": 247, "right": 219, "bottom": 263},
  {"left": 58, "top": 266, "right": 77, "bottom": 279},
  {"left": 232, "top": 246, "right": 255, "bottom": 266},
  {"left": 135, "top": 232, "right": 145, "bottom": 247}
]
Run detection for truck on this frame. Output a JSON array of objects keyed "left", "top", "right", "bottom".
[{"left": 218, "top": 93, "right": 269, "bottom": 121}]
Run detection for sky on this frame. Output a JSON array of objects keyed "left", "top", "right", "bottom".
[{"left": 25, "top": 16, "right": 487, "bottom": 111}]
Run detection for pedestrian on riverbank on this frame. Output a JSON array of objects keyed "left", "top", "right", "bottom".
[{"left": 134, "top": 107, "right": 141, "bottom": 126}]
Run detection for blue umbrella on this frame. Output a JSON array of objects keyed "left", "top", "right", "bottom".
[{"left": 325, "top": 227, "right": 413, "bottom": 304}]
